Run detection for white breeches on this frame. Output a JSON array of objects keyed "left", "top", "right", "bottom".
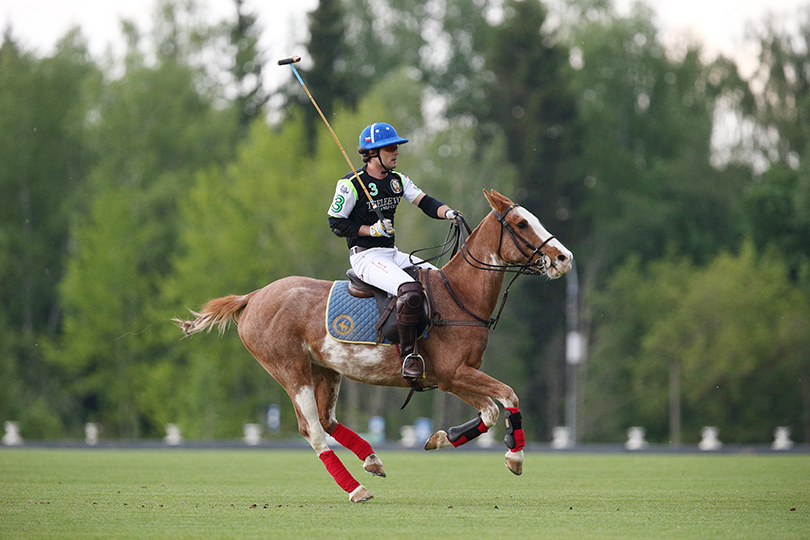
[{"left": 349, "top": 247, "right": 437, "bottom": 296}]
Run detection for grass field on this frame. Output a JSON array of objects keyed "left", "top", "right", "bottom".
[{"left": 0, "top": 447, "right": 807, "bottom": 540}]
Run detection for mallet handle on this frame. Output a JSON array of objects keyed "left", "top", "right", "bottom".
[{"left": 281, "top": 58, "right": 384, "bottom": 221}]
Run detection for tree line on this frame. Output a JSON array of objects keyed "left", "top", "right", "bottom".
[{"left": 1, "top": 0, "right": 808, "bottom": 444}]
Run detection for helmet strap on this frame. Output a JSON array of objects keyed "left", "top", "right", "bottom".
[{"left": 374, "top": 151, "right": 391, "bottom": 174}]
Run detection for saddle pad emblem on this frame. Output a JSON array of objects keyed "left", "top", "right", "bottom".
[
  {"left": 332, "top": 315, "right": 354, "bottom": 336},
  {"left": 326, "top": 281, "right": 393, "bottom": 345}
]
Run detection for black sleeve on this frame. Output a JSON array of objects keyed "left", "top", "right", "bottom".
[
  {"left": 417, "top": 194, "right": 445, "bottom": 219},
  {"left": 328, "top": 216, "right": 361, "bottom": 238}
]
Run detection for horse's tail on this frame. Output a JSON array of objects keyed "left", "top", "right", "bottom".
[{"left": 174, "top": 291, "right": 257, "bottom": 337}]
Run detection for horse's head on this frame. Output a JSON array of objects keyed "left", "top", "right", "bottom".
[{"left": 483, "top": 189, "right": 573, "bottom": 279}]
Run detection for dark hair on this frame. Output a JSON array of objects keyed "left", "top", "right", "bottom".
[{"left": 358, "top": 147, "right": 374, "bottom": 164}]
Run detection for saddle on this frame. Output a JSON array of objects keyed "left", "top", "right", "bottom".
[
  {"left": 344, "top": 267, "right": 438, "bottom": 408},
  {"left": 345, "top": 267, "right": 430, "bottom": 345}
]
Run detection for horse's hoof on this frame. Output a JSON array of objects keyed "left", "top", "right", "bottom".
[
  {"left": 349, "top": 485, "right": 373, "bottom": 503},
  {"left": 504, "top": 449, "right": 524, "bottom": 476},
  {"left": 424, "top": 430, "right": 452, "bottom": 450},
  {"left": 363, "top": 453, "right": 386, "bottom": 477}
]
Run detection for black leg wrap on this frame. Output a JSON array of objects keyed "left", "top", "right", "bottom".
[
  {"left": 447, "top": 416, "right": 483, "bottom": 443},
  {"left": 504, "top": 409, "right": 523, "bottom": 450},
  {"left": 447, "top": 415, "right": 487, "bottom": 447}
]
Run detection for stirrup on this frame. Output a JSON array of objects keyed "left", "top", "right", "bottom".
[{"left": 401, "top": 353, "right": 425, "bottom": 380}]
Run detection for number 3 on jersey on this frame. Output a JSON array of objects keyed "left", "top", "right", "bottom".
[{"left": 331, "top": 195, "right": 345, "bottom": 213}]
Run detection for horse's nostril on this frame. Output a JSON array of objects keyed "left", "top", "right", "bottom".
[{"left": 557, "top": 254, "right": 567, "bottom": 263}]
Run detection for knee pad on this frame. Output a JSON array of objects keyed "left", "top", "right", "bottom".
[{"left": 396, "top": 282, "right": 424, "bottom": 325}]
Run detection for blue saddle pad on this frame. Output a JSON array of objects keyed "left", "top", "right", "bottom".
[{"left": 326, "top": 281, "right": 393, "bottom": 345}]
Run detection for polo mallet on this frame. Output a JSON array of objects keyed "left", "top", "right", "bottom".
[{"left": 278, "top": 55, "right": 384, "bottom": 221}]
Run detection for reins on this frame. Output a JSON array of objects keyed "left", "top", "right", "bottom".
[{"left": 408, "top": 213, "right": 472, "bottom": 268}]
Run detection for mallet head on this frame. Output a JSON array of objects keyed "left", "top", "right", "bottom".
[{"left": 277, "top": 56, "right": 301, "bottom": 66}]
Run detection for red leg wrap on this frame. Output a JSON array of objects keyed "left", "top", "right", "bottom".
[
  {"left": 505, "top": 407, "right": 525, "bottom": 452},
  {"left": 331, "top": 423, "right": 374, "bottom": 460},
  {"left": 319, "top": 450, "right": 360, "bottom": 493}
]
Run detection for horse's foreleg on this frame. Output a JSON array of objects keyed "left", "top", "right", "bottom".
[
  {"left": 290, "top": 385, "right": 373, "bottom": 502},
  {"left": 311, "top": 364, "right": 386, "bottom": 479},
  {"left": 429, "top": 368, "right": 526, "bottom": 475},
  {"left": 501, "top": 406, "right": 525, "bottom": 475},
  {"left": 492, "top": 397, "right": 525, "bottom": 476},
  {"left": 424, "top": 393, "right": 498, "bottom": 450}
]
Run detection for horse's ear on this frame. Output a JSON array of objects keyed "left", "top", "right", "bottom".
[{"left": 483, "top": 189, "right": 512, "bottom": 212}]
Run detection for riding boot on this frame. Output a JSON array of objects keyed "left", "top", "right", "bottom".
[{"left": 396, "top": 281, "right": 426, "bottom": 380}]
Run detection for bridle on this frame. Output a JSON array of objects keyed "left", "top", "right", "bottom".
[
  {"left": 472, "top": 203, "right": 556, "bottom": 276},
  {"left": 410, "top": 204, "right": 558, "bottom": 330}
]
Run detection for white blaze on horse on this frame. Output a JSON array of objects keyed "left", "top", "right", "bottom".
[{"left": 175, "top": 189, "right": 573, "bottom": 502}]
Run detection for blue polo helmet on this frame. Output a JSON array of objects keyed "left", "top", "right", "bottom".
[{"left": 358, "top": 122, "right": 409, "bottom": 151}]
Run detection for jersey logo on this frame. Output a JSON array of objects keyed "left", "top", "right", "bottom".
[{"left": 390, "top": 178, "right": 403, "bottom": 194}]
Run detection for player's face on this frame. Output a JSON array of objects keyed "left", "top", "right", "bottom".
[{"left": 378, "top": 144, "right": 399, "bottom": 169}]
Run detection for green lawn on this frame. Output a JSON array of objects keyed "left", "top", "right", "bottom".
[{"left": 0, "top": 448, "right": 807, "bottom": 539}]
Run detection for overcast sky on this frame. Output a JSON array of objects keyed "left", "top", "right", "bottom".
[
  {"left": 0, "top": 0, "right": 315, "bottom": 65},
  {"left": 0, "top": 0, "right": 806, "bottom": 82}
]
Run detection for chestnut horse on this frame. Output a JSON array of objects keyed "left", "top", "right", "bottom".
[{"left": 175, "top": 189, "right": 572, "bottom": 502}]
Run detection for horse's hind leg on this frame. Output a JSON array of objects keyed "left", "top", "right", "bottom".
[
  {"left": 311, "top": 364, "right": 386, "bottom": 478},
  {"left": 287, "top": 382, "right": 373, "bottom": 502},
  {"left": 237, "top": 294, "right": 373, "bottom": 502},
  {"left": 332, "top": 424, "right": 386, "bottom": 477}
]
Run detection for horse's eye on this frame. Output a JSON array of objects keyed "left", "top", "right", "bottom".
[{"left": 517, "top": 221, "right": 528, "bottom": 230}]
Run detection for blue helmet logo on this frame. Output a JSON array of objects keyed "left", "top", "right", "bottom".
[{"left": 359, "top": 122, "right": 409, "bottom": 150}]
